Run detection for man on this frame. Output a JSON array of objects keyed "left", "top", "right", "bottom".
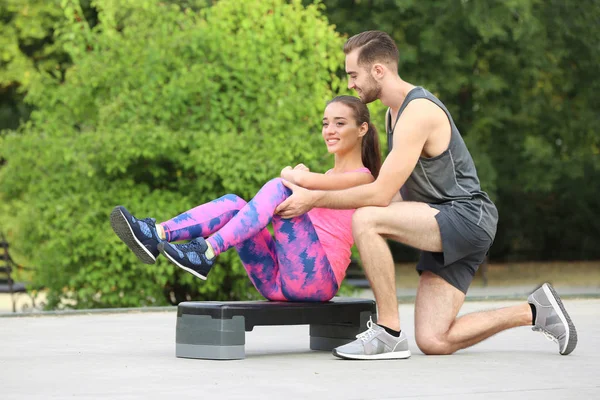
[{"left": 276, "top": 31, "right": 577, "bottom": 360}]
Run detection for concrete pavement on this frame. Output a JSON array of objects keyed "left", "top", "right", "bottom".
[{"left": 1, "top": 298, "right": 599, "bottom": 399}]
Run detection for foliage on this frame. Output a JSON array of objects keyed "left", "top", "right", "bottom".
[
  {"left": 1, "top": 0, "right": 599, "bottom": 310},
  {"left": 0, "top": 0, "right": 346, "bottom": 308},
  {"left": 1, "top": 0, "right": 62, "bottom": 130}
]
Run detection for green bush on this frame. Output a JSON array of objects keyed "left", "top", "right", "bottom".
[{"left": 0, "top": 0, "right": 347, "bottom": 309}]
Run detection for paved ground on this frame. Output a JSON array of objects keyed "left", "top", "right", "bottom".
[{"left": 1, "top": 297, "right": 598, "bottom": 400}]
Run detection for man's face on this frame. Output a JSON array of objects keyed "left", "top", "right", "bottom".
[{"left": 345, "top": 50, "right": 381, "bottom": 104}]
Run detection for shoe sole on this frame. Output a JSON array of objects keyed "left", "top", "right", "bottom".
[
  {"left": 110, "top": 207, "right": 156, "bottom": 265},
  {"left": 158, "top": 243, "right": 207, "bottom": 281},
  {"left": 332, "top": 349, "right": 411, "bottom": 360},
  {"left": 543, "top": 283, "right": 578, "bottom": 355}
]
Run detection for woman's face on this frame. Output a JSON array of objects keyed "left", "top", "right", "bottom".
[{"left": 322, "top": 102, "right": 367, "bottom": 155}]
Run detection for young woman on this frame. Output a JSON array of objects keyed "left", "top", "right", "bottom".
[{"left": 110, "top": 96, "right": 381, "bottom": 302}]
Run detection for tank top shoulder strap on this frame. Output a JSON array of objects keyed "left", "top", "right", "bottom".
[
  {"left": 401, "top": 87, "right": 455, "bottom": 125},
  {"left": 327, "top": 167, "right": 371, "bottom": 174},
  {"left": 396, "top": 87, "right": 429, "bottom": 120},
  {"left": 387, "top": 87, "right": 456, "bottom": 152},
  {"left": 350, "top": 167, "right": 372, "bottom": 174},
  {"left": 387, "top": 87, "right": 426, "bottom": 144}
]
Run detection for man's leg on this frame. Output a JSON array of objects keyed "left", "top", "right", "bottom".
[
  {"left": 414, "top": 271, "right": 532, "bottom": 354},
  {"left": 331, "top": 202, "right": 440, "bottom": 360},
  {"left": 351, "top": 201, "right": 576, "bottom": 357},
  {"left": 352, "top": 201, "right": 442, "bottom": 331}
]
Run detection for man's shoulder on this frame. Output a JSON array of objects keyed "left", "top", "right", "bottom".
[
  {"left": 403, "top": 96, "right": 440, "bottom": 112},
  {"left": 399, "top": 98, "right": 446, "bottom": 128}
]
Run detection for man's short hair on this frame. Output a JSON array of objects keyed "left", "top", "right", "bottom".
[{"left": 344, "top": 31, "right": 399, "bottom": 70}]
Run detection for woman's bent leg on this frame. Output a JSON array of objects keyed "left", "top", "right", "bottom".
[{"left": 271, "top": 214, "right": 338, "bottom": 302}]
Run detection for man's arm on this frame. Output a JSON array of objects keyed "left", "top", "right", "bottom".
[
  {"left": 391, "top": 191, "right": 403, "bottom": 202},
  {"left": 276, "top": 100, "right": 435, "bottom": 217},
  {"left": 312, "top": 128, "right": 425, "bottom": 207}
]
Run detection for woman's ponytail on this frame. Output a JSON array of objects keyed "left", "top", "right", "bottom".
[{"left": 361, "top": 123, "right": 381, "bottom": 179}]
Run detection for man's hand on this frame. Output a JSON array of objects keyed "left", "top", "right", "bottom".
[{"left": 275, "top": 179, "right": 316, "bottom": 218}]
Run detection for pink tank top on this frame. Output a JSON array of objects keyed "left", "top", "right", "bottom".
[{"left": 307, "top": 167, "right": 372, "bottom": 286}]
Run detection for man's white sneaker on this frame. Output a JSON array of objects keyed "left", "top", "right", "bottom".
[{"left": 332, "top": 318, "right": 411, "bottom": 360}]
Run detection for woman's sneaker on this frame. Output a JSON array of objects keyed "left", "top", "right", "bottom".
[
  {"left": 157, "top": 237, "right": 214, "bottom": 280},
  {"left": 110, "top": 206, "right": 162, "bottom": 264},
  {"left": 528, "top": 283, "right": 578, "bottom": 355}
]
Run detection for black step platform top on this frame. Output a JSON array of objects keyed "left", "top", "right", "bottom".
[{"left": 177, "top": 297, "right": 376, "bottom": 331}]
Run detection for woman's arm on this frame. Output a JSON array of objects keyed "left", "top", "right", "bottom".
[{"left": 280, "top": 167, "right": 374, "bottom": 190}]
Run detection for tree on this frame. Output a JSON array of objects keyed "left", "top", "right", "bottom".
[{"left": 0, "top": 0, "right": 346, "bottom": 308}]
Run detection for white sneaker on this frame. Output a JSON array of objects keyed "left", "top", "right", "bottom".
[
  {"left": 332, "top": 318, "right": 411, "bottom": 360},
  {"left": 528, "top": 283, "right": 577, "bottom": 355}
]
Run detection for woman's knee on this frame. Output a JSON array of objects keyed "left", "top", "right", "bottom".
[
  {"left": 220, "top": 193, "right": 247, "bottom": 208},
  {"left": 265, "top": 177, "right": 285, "bottom": 191},
  {"left": 260, "top": 178, "right": 291, "bottom": 201}
]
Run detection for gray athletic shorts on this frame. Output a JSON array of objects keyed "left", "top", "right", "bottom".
[{"left": 416, "top": 203, "right": 494, "bottom": 294}]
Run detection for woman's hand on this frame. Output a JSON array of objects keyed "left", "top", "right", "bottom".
[
  {"left": 280, "top": 166, "right": 294, "bottom": 181},
  {"left": 281, "top": 165, "right": 309, "bottom": 185},
  {"left": 293, "top": 163, "right": 309, "bottom": 172},
  {"left": 281, "top": 166, "right": 293, "bottom": 176}
]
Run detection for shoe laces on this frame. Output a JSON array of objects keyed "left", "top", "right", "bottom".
[
  {"left": 139, "top": 218, "right": 159, "bottom": 236},
  {"left": 177, "top": 238, "right": 205, "bottom": 253},
  {"left": 356, "top": 318, "right": 379, "bottom": 342}
]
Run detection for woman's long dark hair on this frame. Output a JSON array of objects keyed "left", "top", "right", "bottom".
[{"left": 327, "top": 96, "right": 382, "bottom": 178}]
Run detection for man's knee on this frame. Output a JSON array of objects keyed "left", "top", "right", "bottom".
[
  {"left": 352, "top": 207, "right": 381, "bottom": 237},
  {"left": 415, "top": 331, "right": 455, "bottom": 355}
]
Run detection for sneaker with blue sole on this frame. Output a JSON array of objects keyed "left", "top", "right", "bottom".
[
  {"left": 157, "top": 237, "right": 215, "bottom": 280},
  {"left": 110, "top": 206, "right": 162, "bottom": 264},
  {"left": 528, "top": 283, "right": 577, "bottom": 355}
]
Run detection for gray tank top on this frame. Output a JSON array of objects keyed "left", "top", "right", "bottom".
[{"left": 387, "top": 87, "right": 498, "bottom": 239}]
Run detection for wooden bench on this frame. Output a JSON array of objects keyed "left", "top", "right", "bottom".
[
  {"left": 0, "top": 234, "right": 29, "bottom": 312},
  {"left": 176, "top": 297, "right": 377, "bottom": 360}
]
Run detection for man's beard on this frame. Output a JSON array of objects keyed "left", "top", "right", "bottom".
[{"left": 358, "top": 77, "right": 381, "bottom": 104}]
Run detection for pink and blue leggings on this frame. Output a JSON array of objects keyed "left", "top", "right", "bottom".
[{"left": 160, "top": 178, "right": 338, "bottom": 302}]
